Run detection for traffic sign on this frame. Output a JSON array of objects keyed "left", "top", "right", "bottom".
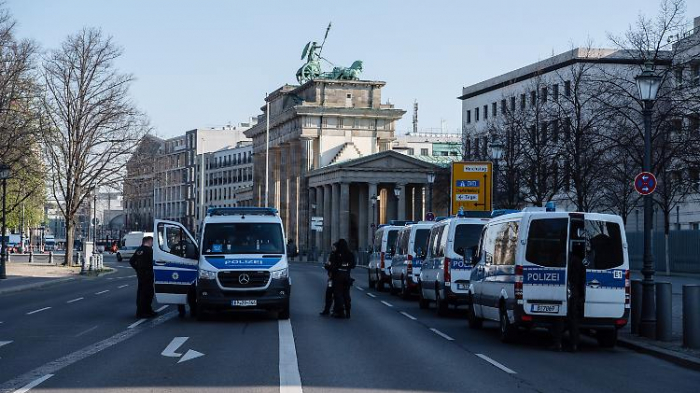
[
  {"left": 451, "top": 161, "right": 493, "bottom": 214},
  {"left": 310, "top": 216, "right": 323, "bottom": 232},
  {"left": 425, "top": 212, "right": 435, "bottom": 222},
  {"left": 634, "top": 172, "right": 657, "bottom": 195}
]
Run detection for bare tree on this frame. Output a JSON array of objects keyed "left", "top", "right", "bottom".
[{"left": 41, "top": 28, "right": 148, "bottom": 265}]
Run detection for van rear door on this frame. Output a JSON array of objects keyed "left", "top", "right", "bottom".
[
  {"left": 522, "top": 217, "right": 569, "bottom": 317},
  {"left": 577, "top": 215, "right": 627, "bottom": 319}
]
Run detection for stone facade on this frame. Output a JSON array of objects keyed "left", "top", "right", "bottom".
[
  {"left": 123, "top": 135, "right": 163, "bottom": 231},
  {"left": 245, "top": 79, "right": 405, "bottom": 252}
]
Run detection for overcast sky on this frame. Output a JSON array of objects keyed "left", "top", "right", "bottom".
[{"left": 8, "top": 0, "right": 700, "bottom": 138}]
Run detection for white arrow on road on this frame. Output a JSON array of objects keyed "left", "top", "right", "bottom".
[
  {"left": 0, "top": 341, "right": 12, "bottom": 349},
  {"left": 161, "top": 337, "right": 204, "bottom": 364}
]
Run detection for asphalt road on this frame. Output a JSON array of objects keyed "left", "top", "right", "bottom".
[{"left": 0, "top": 258, "right": 697, "bottom": 392}]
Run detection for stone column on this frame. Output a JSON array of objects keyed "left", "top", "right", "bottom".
[
  {"left": 340, "top": 182, "right": 350, "bottom": 241},
  {"left": 315, "top": 186, "right": 324, "bottom": 252},
  {"left": 358, "top": 184, "right": 368, "bottom": 250},
  {"left": 308, "top": 187, "right": 316, "bottom": 253},
  {"left": 323, "top": 184, "right": 332, "bottom": 252},
  {"left": 298, "top": 138, "right": 314, "bottom": 252},
  {"left": 279, "top": 143, "right": 289, "bottom": 232},
  {"left": 287, "top": 141, "right": 298, "bottom": 246},
  {"left": 367, "top": 182, "right": 377, "bottom": 247},
  {"left": 397, "top": 183, "right": 406, "bottom": 221},
  {"left": 331, "top": 183, "right": 340, "bottom": 244},
  {"left": 413, "top": 185, "right": 424, "bottom": 221}
]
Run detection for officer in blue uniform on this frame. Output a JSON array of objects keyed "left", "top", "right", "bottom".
[
  {"left": 330, "top": 239, "right": 355, "bottom": 319},
  {"left": 129, "top": 236, "right": 157, "bottom": 318}
]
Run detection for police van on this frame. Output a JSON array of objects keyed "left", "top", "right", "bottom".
[
  {"left": 151, "top": 207, "right": 292, "bottom": 320},
  {"left": 389, "top": 222, "right": 434, "bottom": 299},
  {"left": 368, "top": 225, "right": 402, "bottom": 291},
  {"left": 419, "top": 215, "right": 488, "bottom": 315},
  {"left": 467, "top": 208, "right": 629, "bottom": 346}
]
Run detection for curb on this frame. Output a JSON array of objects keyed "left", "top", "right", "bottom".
[
  {"left": 618, "top": 337, "right": 700, "bottom": 372},
  {"left": 0, "top": 276, "right": 77, "bottom": 296}
]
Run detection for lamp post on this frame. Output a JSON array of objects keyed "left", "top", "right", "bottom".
[
  {"left": 427, "top": 172, "right": 436, "bottom": 216},
  {"left": 0, "top": 164, "right": 10, "bottom": 279},
  {"left": 491, "top": 138, "right": 504, "bottom": 210},
  {"left": 370, "top": 194, "right": 377, "bottom": 249},
  {"left": 93, "top": 193, "right": 98, "bottom": 244},
  {"left": 635, "top": 61, "right": 662, "bottom": 339}
]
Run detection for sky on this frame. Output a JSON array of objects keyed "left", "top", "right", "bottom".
[{"left": 7, "top": 0, "right": 700, "bottom": 138}]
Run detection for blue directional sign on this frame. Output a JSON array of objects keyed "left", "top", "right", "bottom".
[{"left": 455, "top": 180, "right": 480, "bottom": 188}]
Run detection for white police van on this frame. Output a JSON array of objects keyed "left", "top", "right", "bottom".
[
  {"left": 419, "top": 215, "right": 488, "bottom": 315},
  {"left": 368, "top": 225, "right": 401, "bottom": 291},
  {"left": 152, "top": 207, "right": 292, "bottom": 320},
  {"left": 467, "top": 207, "right": 629, "bottom": 346},
  {"left": 389, "top": 222, "right": 434, "bottom": 299}
]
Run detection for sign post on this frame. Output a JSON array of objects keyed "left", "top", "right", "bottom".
[{"left": 451, "top": 161, "right": 493, "bottom": 215}]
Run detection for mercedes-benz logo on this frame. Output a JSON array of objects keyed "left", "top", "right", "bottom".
[{"left": 238, "top": 273, "right": 250, "bottom": 285}]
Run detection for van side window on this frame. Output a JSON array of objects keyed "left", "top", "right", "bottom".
[
  {"left": 526, "top": 218, "right": 567, "bottom": 268},
  {"left": 482, "top": 223, "right": 500, "bottom": 265},
  {"left": 584, "top": 220, "right": 623, "bottom": 269},
  {"left": 494, "top": 222, "right": 519, "bottom": 266},
  {"left": 373, "top": 232, "right": 382, "bottom": 252},
  {"left": 436, "top": 225, "right": 447, "bottom": 257},
  {"left": 158, "top": 223, "right": 196, "bottom": 259},
  {"left": 399, "top": 229, "right": 410, "bottom": 255}
]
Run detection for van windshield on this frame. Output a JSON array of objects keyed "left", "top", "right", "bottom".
[
  {"left": 453, "top": 224, "right": 484, "bottom": 255},
  {"left": 583, "top": 220, "right": 624, "bottom": 269},
  {"left": 413, "top": 229, "right": 430, "bottom": 255},
  {"left": 202, "top": 223, "right": 284, "bottom": 255},
  {"left": 526, "top": 218, "right": 568, "bottom": 268}
]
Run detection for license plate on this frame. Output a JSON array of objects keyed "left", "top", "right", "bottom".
[
  {"left": 232, "top": 300, "right": 257, "bottom": 307},
  {"left": 456, "top": 283, "right": 468, "bottom": 290},
  {"left": 531, "top": 304, "right": 559, "bottom": 313}
]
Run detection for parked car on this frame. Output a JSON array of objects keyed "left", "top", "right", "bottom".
[
  {"left": 419, "top": 216, "right": 488, "bottom": 315},
  {"left": 116, "top": 231, "right": 154, "bottom": 262},
  {"left": 390, "top": 222, "right": 434, "bottom": 299},
  {"left": 467, "top": 209, "right": 629, "bottom": 346},
  {"left": 368, "top": 225, "right": 401, "bottom": 291}
]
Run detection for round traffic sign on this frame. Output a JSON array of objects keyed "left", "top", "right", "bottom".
[
  {"left": 425, "top": 212, "right": 435, "bottom": 221},
  {"left": 634, "top": 172, "right": 657, "bottom": 195}
]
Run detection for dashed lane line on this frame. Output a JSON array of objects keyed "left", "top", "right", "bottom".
[
  {"left": 367, "top": 293, "right": 377, "bottom": 298},
  {"left": 66, "top": 297, "right": 84, "bottom": 304},
  {"left": 12, "top": 374, "right": 53, "bottom": 393},
  {"left": 354, "top": 286, "right": 364, "bottom": 291},
  {"left": 381, "top": 300, "right": 394, "bottom": 308},
  {"left": 95, "top": 290, "right": 110, "bottom": 295},
  {"left": 476, "top": 354, "right": 517, "bottom": 374},
  {"left": 400, "top": 311, "right": 417, "bottom": 321},
  {"left": 430, "top": 328, "right": 455, "bottom": 341},
  {"left": 278, "top": 319, "right": 303, "bottom": 393},
  {"left": 74, "top": 326, "right": 99, "bottom": 338},
  {"left": 26, "top": 307, "right": 51, "bottom": 315},
  {"left": 117, "top": 284, "right": 129, "bottom": 289},
  {"left": 155, "top": 305, "right": 169, "bottom": 312},
  {"left": 127, "top": 319, "right": 147, "bottom": 329}
]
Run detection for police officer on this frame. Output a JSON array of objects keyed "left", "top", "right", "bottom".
[
  {"left": 320, "top": 243, "right": 338, "bottom": 316},
  {"left": 129, "top": 236, "right": 157, "bottom": 318},
  {"left": 330, "top": 239, "right": 355, "bottom": 319}
]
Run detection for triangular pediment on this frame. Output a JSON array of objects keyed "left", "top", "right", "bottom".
[{"left": 336, "top": 150, "right": 438, "bottom": 170}]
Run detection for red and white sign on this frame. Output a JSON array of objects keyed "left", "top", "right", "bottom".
[{"left": 634, "top": 172, "right": 657, "bottom": 195}]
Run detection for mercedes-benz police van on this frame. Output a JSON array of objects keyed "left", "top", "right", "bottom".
[
  {"left": 368, "top": 225, "right": 401, "bottom": 291},
  {"left": 419, "top": 216, "right": 488, "bottom": 315},
  {"left": 389, "top": 222, "right": 433, "bottom": 299},
  {"left": 467, "top": 208, "right": 629, "bottom": 346},
  {"left": 152, "top": 207, "right": 292, "bottom": 320}
]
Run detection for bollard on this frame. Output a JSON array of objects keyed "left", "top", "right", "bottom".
[
  {"left": 49, "top": 252, "right": 54, "bottom": 265},
  {"left": 656, "top": 282, "right": 673, "bottom": 341},
  {"left": 631, "top": 279, "right": 643, "bottom": 335},
  {"left": 28, "top": 251, "right": 33, "bottom": 264},
  {"left": 79, "top": 252, "right": 86, "bottom": 275},
  {"left": 683, "top": 285, "right": 700, "bottom": 349}
]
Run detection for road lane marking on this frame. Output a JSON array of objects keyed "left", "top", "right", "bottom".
[
  {"left": 155, "top": 305, "right": 169, "bottom": 312},
  {"left": 12, "top": 374, "right": 53, "bottom": 393},
  {"left": 75, "top": 326, "right": 99, "bottom": 337},
  {"left": 278, "top": 319, "right": 303, "bottom": 393},
  {"left": 354, "top": 286, "right": 364, "bottom": 291},
  {"left": 66, "top": 297, "right": 84, "bottom": 304},
  {"left": 400, "top": 312, "right": 417, "bottom": 320},
  {"left": 106, "top": 277, "right": 114, "bottom": 280},
  {"left": 26, "top": 307, "right": 51, "bottom": 315},
  {"left": 0, "top": 311, "right": 176, "bottom": 393},
  {"left": 381, "top": 301, "right": 394, "bottom": 308},
  {"left": 117, "top": 284, "right": 129, "bottom": 289},
  {"left": 367, "top": 293, "right": 376, "bottom": 298},
  {"left": 430, "top": 328, "right": 454, "bottom": 341},
  {"left": 476, "top": 354, "right": 517, "bottom": 374},
  {"left": 95, "top": 290, "right": 109, "bottom": 295},
  {"left": 0, "top": 341, "right": 12, "bottom": 348},
  {"left": 162, "top": 337, "right": 188, "bottom": 357},
  {"left": 127, "top": 319, "right": 147, "bottom": 329}
]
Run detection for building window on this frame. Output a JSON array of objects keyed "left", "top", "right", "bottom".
[
  {"left": 541, "top": 87, "right": 548, "bottom": 102},
  {"left": 552, "top": 120, "right": 559, "bottom": 143},
  {"left": 510, "top": 97, "right": 516, "bottom": 111},
  {"left": 465, "top": 139, "right": 471, "bottom": 158},
  {"left": 541, "top": 122, "right": 548, "bottom": 145},
  {"left": 407, "top": 148, "right": 415, "bottom": 155},
  {"left": 482, "top": 136, "right": 488, "bottom": 157},
  {"left": 466, "top": 110, "right": 471, "bottom": 124},
  {"left": 675, "top": 67, "right": 683, "bottom": 85},
  {"left": 553, "top": 84, "right": 559, "bottom": 101},
  {"left": 564, "top": 117, "right": 571, "bottom": 140},
  {"left": 690, "top": 114, "right": 700, "bottom": 132},
  {"left": 483, "top": 105, "right": 488, "bottom": 120},
  {"left": 520, "top": 94, "right": 526, "bottom": 109},
  {"left": 492, "top": 102, "right": 497, "bottom": 117},
  {"left": 564, "top": 80, "right": 571, "bottom": 96},
  {"left": 501, "top": 99, "right": 507, "bottom": 115},
  {"left": 692, "top": 64, "right": 700, "bottom": 85},
  {"left": 475, "top": 107, "right": 480, "bottom": 121},
  {"left": 421, "top": 148, "right": 429, "bottom": 156},
  {"left": 530, "top": 91, "right": 536, "bottom": 106},
  {"left": 474, "top": 138, "right": 480, "bottom": 156}
]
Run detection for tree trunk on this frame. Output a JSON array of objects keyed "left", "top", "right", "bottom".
[
  {"left": 664, "top": 210, "right": 670, "bottom": 276},
  {"left": 65, "top": 219, "right": 74, "bottom": 266}
]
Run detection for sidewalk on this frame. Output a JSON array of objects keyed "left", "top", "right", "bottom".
[
  {"left": 618, "top": 271, "right": 700, "bottom": 370},
  {"left": 0, "top": 263, "right": 83, "bottom": 295}
]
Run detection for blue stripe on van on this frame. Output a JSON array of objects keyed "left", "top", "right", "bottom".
[
  {"left": 522, "top": 267, "right": 566, "bottom": 286},
  {"left": 450, "top": 258, "right": 470, "bottom": 270},
  {"left": 204, "top": 257, "right": 281, "bottom": 270},
  {"left": 154, "top": 269, "right": 197, "bottom": 285},
  {"left": 585, "top": 269, "right": 625, "bottom": 289}
]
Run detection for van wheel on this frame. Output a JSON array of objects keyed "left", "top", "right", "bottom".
[
  {"left": 467, "top": 297, "right": 482, "bottom": 329},
  {"left": 116, "top": 253, "right": 122, "bottom": 262},
  {"left": 400, "top": 277, "right": 410, "bottom": 300},
  {"left": 368, "top": 270, "right": 376, "bottom": 289},
  {"left": 435, "top": 288, "right": 449, "bottom": 317},
  {"left": 418, "top": 287, "right": 429, "bottom": 309},
  {"left": 177, "top": 305, "right": 186, "bottom": 319},
  {"left": 596, "top": 329, "right": 618, "bottom": 348},
  {"left": 499, "top": 306, "right": 518, "bottom": 343}
]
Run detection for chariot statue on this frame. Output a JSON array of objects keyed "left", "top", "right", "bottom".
[{"left": 295, "top": 23, "right": 364, "bottom": 84}]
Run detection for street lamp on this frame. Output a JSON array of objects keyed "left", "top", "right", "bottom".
[
  {"left": 491, "top": 137, "right": 504, "bottom": 210},
  {"left": 427, "top": 172, "right": 436, "bottom": 216},
  {"left": 635, "top": 61, "right": 662, "bottom": 339},
  {"left": 0, "top": 163, "right": 11, "bottom": 279},
  {"left": 370, "top": 194, "right": 377, "bottom": 249}
]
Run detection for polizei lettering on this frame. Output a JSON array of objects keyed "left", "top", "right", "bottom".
[{"left": 526, "top": 271, "right": 560, "bottom": 282}]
